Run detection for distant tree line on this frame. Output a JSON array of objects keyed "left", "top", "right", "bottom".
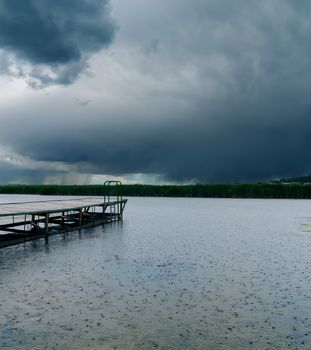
[{"left": 0, "top": 183, "right": 311, "bottom": 199}]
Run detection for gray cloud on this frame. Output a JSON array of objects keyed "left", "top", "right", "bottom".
[
  {"left": 0, "top": 161, "right": 61, "bottom": 184},
  {"left": 2, "top": 94, "right": 311, "bottom": 183},
  {"left": 1, "top": 0, "right": 311, "bottom": 183},
  {"left": 0, "top": 0, "right": 116, "bottom": 86}
]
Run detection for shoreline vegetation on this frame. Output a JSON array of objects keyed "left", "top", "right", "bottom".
[{"left": 0, "top": 183, "right": 311, "bottom": 199}]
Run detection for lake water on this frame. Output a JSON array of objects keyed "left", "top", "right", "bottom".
[{"left": 1, "top": 196, "right": 311, "bottom": 349}]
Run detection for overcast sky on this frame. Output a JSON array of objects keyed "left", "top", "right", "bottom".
[{"left": 0, "top": 0, "right": 310, "bottom": 184}]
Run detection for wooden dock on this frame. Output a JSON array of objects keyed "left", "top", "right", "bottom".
[{"left": 0, "top": 181, "right": 127, "bottom": 248}]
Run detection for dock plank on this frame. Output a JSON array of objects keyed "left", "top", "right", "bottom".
[{"left": 0, "top": 197, "right": 117, "bottom": 217}]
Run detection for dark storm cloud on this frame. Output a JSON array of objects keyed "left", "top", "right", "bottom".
[
  {"left": 0, "top": 0, "right": 115, "bottom": 86},
  {"left": 1, "top": 0, "right": 311, "bottom": 183},
  {"left": 0, "top": 161, "right": 61, "bottom": 184},
  {"left": 2, "top": 94, "right": 311, "bottom": 183}
]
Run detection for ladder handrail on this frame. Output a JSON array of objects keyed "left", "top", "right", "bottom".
[{"left": 103, "top": 181, "right": 123, "bottom": 203}]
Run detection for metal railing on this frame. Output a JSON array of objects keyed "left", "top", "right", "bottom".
[{"left": 104, "top": 180, "right": 122, "bottom": 204}]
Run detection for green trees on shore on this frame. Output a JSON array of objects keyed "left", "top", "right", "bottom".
[{"left": 0, "top": 183, "right": 311, "bottom": 199}]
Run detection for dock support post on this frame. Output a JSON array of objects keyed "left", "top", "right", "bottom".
[
  {"left": 120, "top": 202, "right": 125, "bottom": 220},
  {"left": 45, "top": 214, "right": 49, "bottom": 234},
  {"left": 31, "top": 214, "right": 35, "bottom": 233},
  {"left": 78, "top": 209, "right": 82, "bottom": 227}
]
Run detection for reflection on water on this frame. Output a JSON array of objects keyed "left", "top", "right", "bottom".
[
  {"left": 1, "top": 196, "right": 311, "bottom": 349},
  {"left": 300, "top": 217, "right": 311, "bottom": 233}
]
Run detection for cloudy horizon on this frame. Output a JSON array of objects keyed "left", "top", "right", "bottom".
[{"left": 0, "top": 0, "right": 310, "bottom": 184}]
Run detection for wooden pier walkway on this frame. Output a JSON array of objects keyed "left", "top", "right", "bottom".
[{"left": 0, "top": 181, "right": 127, "bottom": 248}]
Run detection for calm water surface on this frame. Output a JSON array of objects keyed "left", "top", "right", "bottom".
[{"left": 1, "top": 196, "right": 311, "bottom": 349}]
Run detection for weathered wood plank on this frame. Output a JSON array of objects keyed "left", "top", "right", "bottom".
[{"left": 0, "top": 198, "right": 123, "bottom": 217}]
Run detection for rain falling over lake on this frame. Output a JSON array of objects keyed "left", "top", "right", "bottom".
[{"left": 1, "top": 196, "right": 311, "bottom": 349}]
